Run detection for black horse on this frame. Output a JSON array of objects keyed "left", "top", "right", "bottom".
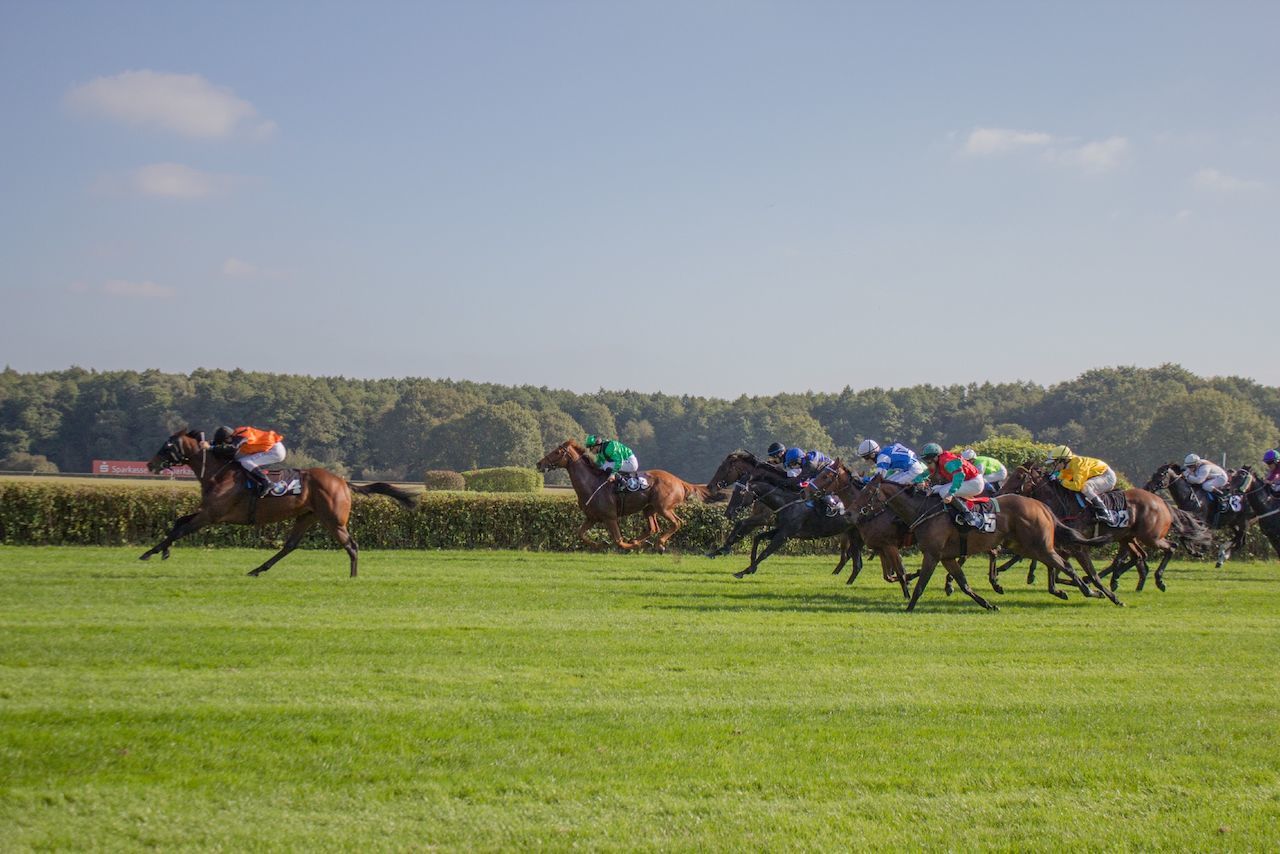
[
  {"left": 1236, "top": 467, "right": 1280, "bottom": 559},
  {"left": 1144, "top": 462, "right": 1251, "bottom": 567},
  {"left": 724, "top": 479, "right": 862, "bottom": 580}
]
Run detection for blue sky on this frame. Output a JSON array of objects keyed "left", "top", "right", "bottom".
[{"left": 1, "top": 1, "right": 1276, "bottom": 396}]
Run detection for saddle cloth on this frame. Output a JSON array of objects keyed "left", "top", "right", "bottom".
[
  {"left": 806, "top": 494, "right": 845, "bottom": 517},
  {"left": 244, "top": 468, "right": 304, "bottom": 497},
  {"left": 1075, "top": 489, "right": 1131, "bottom": 528},
  {"left": 950, "top": 496, "right": 999, "bottom": 532},
  {"left": 618, "top": 473, "right": 651, "bottom": 492}
]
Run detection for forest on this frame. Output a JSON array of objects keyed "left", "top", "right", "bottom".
[{"left": 1, "top": 364, "right": 1277, "bottom": 484}]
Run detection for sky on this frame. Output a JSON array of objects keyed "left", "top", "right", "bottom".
[{"left": 1, "top": 1, "right": 1277, "bottom": 397}]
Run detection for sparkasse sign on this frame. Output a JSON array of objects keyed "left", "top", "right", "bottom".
[{"left": 93, "top": 459, "right": 195, "bottom": 478}]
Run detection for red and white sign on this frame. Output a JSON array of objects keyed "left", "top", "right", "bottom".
[{"left": 93, "top": 459, "right": 195, "bottom": 478}]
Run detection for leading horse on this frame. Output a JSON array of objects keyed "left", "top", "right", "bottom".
[
  {"left": 536, "top": 440, "right": 707, "bottom": 551},
  {"left": 140, "top": 430, "right": 419, "bottom": 576},
  {"left": 1144, "top": 462, "right": 1251, "bottom": 566}
]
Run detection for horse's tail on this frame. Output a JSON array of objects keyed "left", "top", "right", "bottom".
[
  {"left": 1053, "top": 521, "right": 1112, "bottom": 547},
  {"left": 350, "top": 481, "right": 420, "bottom": 511},
  {"left": 1168, "top": 508, "right": 1213, "bottom": 555},
  {"left": 684, "top": 481, "right": 711, "bottom": 502}
]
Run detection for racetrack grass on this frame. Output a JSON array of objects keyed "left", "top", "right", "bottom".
[{"left": 1, "top": 548, "right": 1277, "bottom": 850}]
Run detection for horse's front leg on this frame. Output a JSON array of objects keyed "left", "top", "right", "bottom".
[{"left": 139, "top": 512, "right": 207, "bottom": 561}]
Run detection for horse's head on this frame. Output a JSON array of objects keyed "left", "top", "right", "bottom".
[
  {"left": 809, "top": 458, "right": 850, "bottom": 495},
  {"left": 1000, "top": 462, "right": 1044, "bottom": 497},
  {"left": 147, "top": 430, "right": 202, "bottom": 473},
  {"left": 708, "top": 450, "right": 758, "bottom": 491},
  {"left": 536, "top": 440, "right": 582, "bottom": 473},
  {"left": 1144, "top": 462, "right": 1182, "bottom": 493},
  {"left": 725, "top": 479, "right": 758, "bottom": 519},
  {"left": 845, "top": 472, "right": 886, "bottom": 517},
  {"left": 1231, "top": 466, "right": 1255, "bottom": 492}
]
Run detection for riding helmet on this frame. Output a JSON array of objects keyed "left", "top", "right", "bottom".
[
  {"left": 766, "top": 441, "right": 786, "bottom": 459},
  {"left": 920, "top": 442, "right": 943, "bottom": 460},
  {"left": 1047, "top": 445, "right": 1073, "bottom": 461},
  {"left": 856, "top": 439, "right": 880, "bottom": 459},
  {"left": 1264, "top": 449, "right": 1279, "bottom": 465},
  {"left": 213, "top": 425, "right": 234, "bottom": 444},
  {"left": 961, "top": 448, "right": 977, "bottom": 461},
  {"left": 784, "top": 448, "right": 804, "bottom": 468},
  {"left": 1183, "top": 453, "right": 1202, "bottom": 467}
]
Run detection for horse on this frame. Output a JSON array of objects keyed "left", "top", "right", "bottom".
[
  {"left": 807, "top": 460, "right": 920, "bottom": 599},
  {"left": 536, "top": 440, "right": 707, "bottom": 552},
  {"left": 1144, "top": 462, "right": 1251, "bottom": 566},
  {"left": 722, "top": 478, "right": 863, "bottom": 580},
  {"left": 1236, "top": 467, "right": 1280, "bottom": 559},
  {"left": 846, "top": 475, "right": 1113, "bottom": 611},
  {"left": 703, "top": 450, "right": 801, "bottom": 557},
  {"left": 140, "top": 430, "right": 419, "bottom": 576},
  {"left": 1001, "top": 463, "right": 1210, "bottom": 592}
]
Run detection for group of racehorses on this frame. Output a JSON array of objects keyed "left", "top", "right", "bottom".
[{"left": 141, "top": 431, "right": 1280, "bottom": 611}]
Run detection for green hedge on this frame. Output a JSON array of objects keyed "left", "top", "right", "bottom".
[
  {"left": 461, "top": 467, "right": 542, "bottom": 493},
  {"left": 1, "top": 481, "right": 1273, "bottom": 559},
  {"left": 423, "top": 470, "right": 466, "bottom": 491}
]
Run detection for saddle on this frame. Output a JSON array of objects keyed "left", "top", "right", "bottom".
[
  {"left": 243, "top": 468, "right": 304, "bottom": 497},
  {"left": 1074, "top": 490, "right": 1131, "bottom": 528}
]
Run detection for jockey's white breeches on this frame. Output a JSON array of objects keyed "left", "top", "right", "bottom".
[
  {"left": 601, "top": 454, "right": 639, "bottom": 474},
  {"left": 884, "top": 461, "right": 928, "bottom": 485},
  {"left": 1192, "top": 473, "right": 1229, "bottom": 493},
  {"left": 931, "top": 476, "right": 986, "bottom": 501},
  {"left": 238, "top": 442, "right": 286, "bottom": 472},
  {"left": 1079, "top": 469, "right": 1117, "bottom": 502},
  {"left": 983, "top": 465, "right": 1008, "bottom": 486}
]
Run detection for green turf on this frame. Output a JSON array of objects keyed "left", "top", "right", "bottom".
[{"left": 1, "top": 547, "right": 1277, "bottom": 850}]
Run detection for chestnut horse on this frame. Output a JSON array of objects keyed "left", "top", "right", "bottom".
[
  {"left": 1001, "top": 462, "right": 1210, "bottom": 592},
  {"left": 536, "top": 440, "right": 707, "bottom": 551},
  {"left": 140, "top": 430, "right": 418, "bottom": 576},
  {"left": 847, "top": 476, "right": 1111, "bottom": 611}
]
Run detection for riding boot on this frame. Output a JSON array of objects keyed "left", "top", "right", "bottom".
[
  {"left": 247, "top": 467, "right": 273, "bottom": 496},
  {"left": 1091, "top": 500, "right": 1115, "bottom": 526}
]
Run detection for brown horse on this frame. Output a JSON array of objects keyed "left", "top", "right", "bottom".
[
  {"left": 140, "top": 430, "right": 419, "bottom": 576},
  {"left": 1001, "top": 462, "right": 1209, "bottom": 592},
  {"left": 536, "top": 440, "right": 707, "bottom": 552},
  {"left": 809, "top": 460, "right": 915, "bottom": 598},
  {"left": 1144, "top": 462, "right": 1250, "bottom": 567},
  {"left": 846, "top": 476, "right": 1111, "bottom": 611}
]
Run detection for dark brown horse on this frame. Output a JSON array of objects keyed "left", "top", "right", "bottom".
[
  {"left": 1144, "top": 462, "right": 1250, "bottom": 566},
  {"left": 1001, "top": 462, "right": 1210, "bottom": 592},
  {"left": 847, "top": 476, "right": 1111, "bottom": 611},
  {"left": 536, "top": 440, "right": 707, "bottom": 551},
  {"left": 809, "top": 460, "right": 916, "bottom": 598},
  {"left": 140, "top": 430, "right": 418, "bottom": 576},
  {"left": 1237, "top": 467, "right": 1280, "bottom": 559}
]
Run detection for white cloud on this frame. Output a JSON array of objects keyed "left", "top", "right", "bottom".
[
  {"left": 222, "top": 258, "right": 259, "bottom": 277},
  {"left": 962, "top": 127, "right": 1054, "bottom": 156},
  {"left": 66, "top": 70, "right": 275, "bottom": 139},
  {"left": 125, "top": 162, "right": 240, "bottom": 199},
  {"left": 102, "top": 279, "right": 176, "bottom": 299},
  {"left": 1191, "top": 168, "right": 1263, "bottom": 193},
  {"left": 1046, "top": 137, "right": 1130, "bottom": 173}
]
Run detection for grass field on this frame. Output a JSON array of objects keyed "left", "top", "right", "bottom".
[{"left": 1, "top": 547, "right": 1277, "bottom": 850}]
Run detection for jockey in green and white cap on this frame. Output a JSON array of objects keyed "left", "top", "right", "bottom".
[{"left": 585, "top": 434, "right": 638, "bottom": 475}]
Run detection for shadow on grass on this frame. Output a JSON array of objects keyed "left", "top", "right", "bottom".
[{"left": 634, "top": 587, "right": 1090, "bottom": 615}]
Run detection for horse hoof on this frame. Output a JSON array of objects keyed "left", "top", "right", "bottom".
[
  {"left": 733, "top": 570, "right": 750, "bottom": 579},
  {"left": 247, "top": 569, "right": 263, "bottom": 577},
  {"left": 1156, "top": 581, "right": 1167, "bottom": 592},
  {"left": 161, "top": 549, "right": 171, "bottom": 561},
  {"left": 138, "top": 552, "right": 151, "bottom": 561},
  {"left": 1109, "top": 581, "right": 1119, "bottom": 593},
  {"left": 704, "top": 551, "right": 718, "bottom": 559},
  {"left": 1052, "top": 590, "right": 1068, "bottom": 600},
  {"left": 988, "top": 604, "right": 999, "bottom": 612}
]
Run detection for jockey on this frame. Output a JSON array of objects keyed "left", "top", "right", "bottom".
[
  {"left": 961, "top": 448, "right": 1008, "bottom": 494},
  {"left": 586, "top": 434, "right": 639, "bottom": 490},
  {"left": 920, "top": 443, "right": 986, "bottom": 525},
  {"left": 1263, "top": 449, "right": 1280, "bottom": 493},
  {"left": 765, "top": 441, "right": 787, "bottom": 468},
  {"left": 1045, "top": 445, "right": 1119, "bottom": 525},
  {"left": 857, "top": 439, "right": 929, "bottom": 485},
  {"left": 1182, "top": 453, "right": 1229, "bottom": 505},
  {"left": 798, "top": 449, "right": 833, "bottom": 480},
  {"left": 208, "top": 425, "right": 286, "bottom": 495},
  {"left": 781, "top": 447, "right": 805, "bottom": 478}
]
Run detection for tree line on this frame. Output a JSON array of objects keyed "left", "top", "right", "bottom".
[{"left": 1, "top": 364, "right": 1276, "bottom": 484}]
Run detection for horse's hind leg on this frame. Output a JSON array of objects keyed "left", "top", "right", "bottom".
[
  {"left": 735, "top": 529, "right": 788, "bottom": 579},
  {"left": 1152, "top": 541, "right": 1175, "bottom": 592},
  {"left": 653, "top": 508, "right": 682, "bottom": 553},
  {"left": 249, "top": 514, "right": 317, "bottom": 577}
]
